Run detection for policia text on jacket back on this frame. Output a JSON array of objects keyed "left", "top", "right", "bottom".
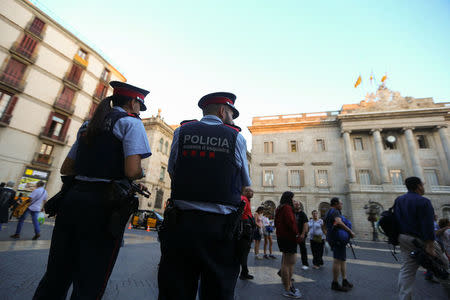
[
  {"left": 158, "top": 92, "right": 252, "bottom": 300},
  {"left": 33, "top": 81, "right": 152, "bottom": 300}
]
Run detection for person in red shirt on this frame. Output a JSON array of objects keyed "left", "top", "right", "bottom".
[
  {"left": 275, "top": 191, "right": 303, "bottom": 298},
  {"left": 238, "top": 187, "right": 255, "bottom": 280}
]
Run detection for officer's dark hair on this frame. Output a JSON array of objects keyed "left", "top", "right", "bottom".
[
  {"left": 405, "top": 176, "right": 422, "bottom": 191},
  {"left": 86, "top": 95, "right": 131, "bottom": 144},
  {"left": 330, "top": 197, "right": 340, "bottom": 207},
  {"left": 279, "top": 191, "right": 294, "bottom": 208}
]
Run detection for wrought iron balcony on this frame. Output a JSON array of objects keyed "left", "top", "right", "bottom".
[
  {"left": 53, "top": 98, "right": 75, "bottom": 115},
  {"left": 31, "top": 152, "right": 54, "bottom": 167},
  {"left": 63, "top": 75, "right": 83, "bottom": 91},
  {"left": 39, "top": 127, "right": 68, "bottom": 145},
  {"left": 0, "top": 72, "right": 25, "bottom": 93},
  {"left": 9, "top": 42, "right": 38, "bottom": 64}
]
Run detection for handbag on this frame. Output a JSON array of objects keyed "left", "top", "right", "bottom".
[
  {"left": 12, "top": 198, "right": 31, "bottom": 218},
  {"left": 312, "top": 234, "right": 323, "bottom": 243}
]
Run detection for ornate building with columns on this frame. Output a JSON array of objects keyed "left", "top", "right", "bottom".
[
  {"left": 248, "top": 86, "right": 450, "bottom": 238},
  {"left": 139, "top": 110, "right": 174, "bottom": 213}
]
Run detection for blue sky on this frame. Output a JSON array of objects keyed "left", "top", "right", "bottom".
[{"left": 33, "top": 0, "right": 450, "bottom": 144}]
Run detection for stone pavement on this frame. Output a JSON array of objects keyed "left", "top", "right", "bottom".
[{"left": 0, "top": 220, "right": 448, "bottom": 300}]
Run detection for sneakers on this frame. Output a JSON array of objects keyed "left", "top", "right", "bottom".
[
  {"left": 10, "top": 234, "right": 20, "bottom": 239},
  {"left": 269, "top": 254, "right": 277, "bottom": 259},
  {"left": 255, "top": 254, "right": 263, "bottom": 260},
  {"left": 331, "top": 281, "right": 349, "bottom": 292},
  {"left": 283, "top": 287, "right": 302, "bottom": 298},
  {"left": 301, "top": 265, "right": 309, "bottom": 270},
  {"left": 263, "top": 254, "right": 269, "bottom": 259},
  {"left": 239, "top": 273, "right": 254, "bottom": 280},
  {"left": 32, "top": 234, "right": 41, "bottom": 240},
  {"left": 342, "top": 279, "right": 353, "bottom": 289}
]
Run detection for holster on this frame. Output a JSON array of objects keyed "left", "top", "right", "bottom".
[
  {"left": 225, "top": 200, "right": 246, "bottom": 241},
  {"left": 107, "top": 180, "right": 139, "bottom": 239}
]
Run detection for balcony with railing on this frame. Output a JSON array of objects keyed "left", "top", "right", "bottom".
[
  {"left": 9, "top": 39, "right": 38, "bottom": 64},
  {"left": 39, "top": 126, "right": 68, "bottom": 145},
  {"left": 53, "top": 97, "right": 75, "bottom": 115},
  {"left": 0, "top": 72, "right": 25, "bottom": 93},
  {"left": 31, "top": 152, "right": 54, "bottom": 167}
]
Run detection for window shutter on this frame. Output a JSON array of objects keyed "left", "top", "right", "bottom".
[
  {"left": 60, "top": 117, "right": 71, "bottom": 140},
  {"left": 44, "top": 112, "right": 54, "bottom": 133},
  {"left": 4, "top": 96, "right": 18, "bottom": 116},
  {"left": 300, "top": 170, "right": 305, "bottom": 187}
]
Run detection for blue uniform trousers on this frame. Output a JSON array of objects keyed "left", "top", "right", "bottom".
[
  {"left": 158, "top": 210, "right": 240, "bottom": 300},
  {"left": 33, "top": 182, "right": 124, "bottom": 300}
]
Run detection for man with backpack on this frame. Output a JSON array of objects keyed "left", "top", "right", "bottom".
[
  {"left": 394, "top": 177, "right": 438, "bottom": 300},
  {"left": 325, "top": 197, "right": 355, "bottom": 292}
]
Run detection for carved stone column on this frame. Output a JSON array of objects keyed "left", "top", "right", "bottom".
[
  {"left": 437, "top": 126, "right": 450, "bottom": 173},
  {"left": 371, "top": 129, "right": 390, "bottom": 183},
  {"left": 342, "top": 130, "right": 356, "bottom": 183},
  {"left": 403, "top": 127, "right": 423, "bottom": 179}
]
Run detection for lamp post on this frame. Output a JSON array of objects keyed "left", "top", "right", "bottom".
[{"left": 364, "top": 200, "right": 380, "bottom": 241}]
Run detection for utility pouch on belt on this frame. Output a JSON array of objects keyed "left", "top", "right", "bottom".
[
  {"left": 225, "top": 200, "right": 246, "bottom": 241},
  {"left": 44, "top": 175, "right": 75, "bottom": 217},
  {"left": 161, "top": 198, "right": 177, "bottom": 230}
]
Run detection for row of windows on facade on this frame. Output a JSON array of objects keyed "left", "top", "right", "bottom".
[
  {"left": 262, "top": 168, "right": 440, "bottom": 187},
  {"left": 263, "top": 135, "right": 431, "bottom": 154},
  {"left": 158, "top": 138, "right": 170, "bottom": 155}
]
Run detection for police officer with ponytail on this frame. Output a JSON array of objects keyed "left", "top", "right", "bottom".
[
  {"left": 33, "top": 81, "right": 152, "bottom": 299},
  {"left": 158, "top": 92, "right": 251, "bottom": 300}
]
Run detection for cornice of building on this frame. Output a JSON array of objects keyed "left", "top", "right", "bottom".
[
  {"left": 337, "top": 106, "right": 450, "bottom": 121},
  {"left": 142, "top": 116, "right": 175, "bottom": 137},
  {"left": 20, "top": 0, "right": 126, "bottom": 81},
  {"left": 248, "top": 121, "right": 338, "bottom": 134}
]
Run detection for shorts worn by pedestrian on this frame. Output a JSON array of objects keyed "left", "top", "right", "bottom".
[
  {"left": 158, "top": 92, "right": 251, "bottom": 300},
  {"left": 33, "top": 81, "right": 152, "bottom": 300}
]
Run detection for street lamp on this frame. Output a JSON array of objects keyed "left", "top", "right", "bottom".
[{"left": 364, "top": 200, "right": 381, "bottom": 241}]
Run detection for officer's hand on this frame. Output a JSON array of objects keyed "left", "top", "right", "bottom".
[{"left": 138, "top": 183, "right": 149, "bottom": 193}]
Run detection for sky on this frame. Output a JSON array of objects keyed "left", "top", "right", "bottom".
[{"left": 32, "top": 0, "right": 450, "bottom": 146}]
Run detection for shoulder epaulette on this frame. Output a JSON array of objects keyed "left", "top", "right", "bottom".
[{"left": 180, "top": 119, "right": 198, "bottom": 126}]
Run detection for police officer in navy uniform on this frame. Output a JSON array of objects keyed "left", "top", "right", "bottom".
[
  {"left": 33, "top": 81, "right": 152, "bottom": 299},
  {"left": 158, "top": 92, "right": 251, "bottom": 300}
]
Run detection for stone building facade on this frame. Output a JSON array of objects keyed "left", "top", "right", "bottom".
[
  {"left": 248, "top": 86, "right": 450, "bottom": 238},
  {"left": 139, "top": 110, "right": 174, "bottom": 213},
  {"left": 0, "top": 0, "right": 126, "bottom": 196}
]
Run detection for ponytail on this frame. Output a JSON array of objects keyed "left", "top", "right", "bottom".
[{"left": 85, "top": 96, "right": 113, "bottom": 144}]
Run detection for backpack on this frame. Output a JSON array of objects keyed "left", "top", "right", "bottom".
[{"left": 377, "top": 202, "right": 399, "bottom": 246}]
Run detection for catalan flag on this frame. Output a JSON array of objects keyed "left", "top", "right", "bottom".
[
  {"left": 381, "top": 74, "right": 387, "bottom": 83},
  {"left": 354, "top": 75, "right": 362, "bottom": 88}
]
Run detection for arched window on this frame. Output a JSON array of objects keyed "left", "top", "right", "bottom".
[
  {"left": 159, "top": 138, "right": 163, "bottom": 152},
  {"left": 318, "top": 202, "right": 330, "bottom": 218},
  {"left": 165, "top": 141, "right": 169, "bottom": 154}
]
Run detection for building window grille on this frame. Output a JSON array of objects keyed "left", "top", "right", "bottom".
[
  {"left": 424, "top": 170, "right": 439, "bottom": 186},
  {"left": 77, "top": 49, "right": 88, "bottom": 60},
  {"left": 1, "top": 58, "right": 26, "bottom": 86},
  {"left": 289, "top": 170, "right": 302, "bottom": 187},
  {"left": 317, "top": 170, "right": 329, "bottom": 187},
  {"left": 66, "top": 64, "right": 83, "bottom": 85},
  {"left": 94, "top": 83, "right": 108, "bottom": 99},
  {"left": 17, "top": 34, "right": 38, "bottom": 59},
  {"left": 353, "top": 137, "right": 364, "bottom": 151},
  {"left": 416, "top": 135, "right": 429, "bottom": 149},
  {"left": 29, "top": 17, "right": 45, "bottom": 36},
  {"left": 100, "top": 68, "right": 110, "bottom": 82},
  {"left": 290, "top": 140, "right": 297, "bottom": 152},
  {"left": 154, "top": 189, "right": 164, "bottom": 209},
  {"left": 159, "top": 166, "right": 166, "bottom": 181},
  {"left": 316, "top": 139, "right": 326, "bottom": 152},
  {"left": 264, "top": 141, "right": 273, "bottom": 154},
  {"left": 390, "top": 170, "right": 403, "bottom": 185},
  {"left": 159, "top": 138, "right": 164, "bottom": 152},
  {"left": 358, "top": 170, "right": 371, "bottom": 185},
  {"left": 263, "top": 170, "right": 274, "bottom": 186}
]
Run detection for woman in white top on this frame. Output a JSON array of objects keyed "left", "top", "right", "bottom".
[
  {"left": 308, "top": 210, "right": 327, "bottom": 269},
  {"left": 262, "top": 213, "right": 276, "bottom": 259}
]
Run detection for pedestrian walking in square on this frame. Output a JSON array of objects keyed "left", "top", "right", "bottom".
[
  {"left": 308, "top": 210, "right": 326, "bottom": 269},
  {"left": 10, "top": 181, "right": 47, "bottom": 240},
  {"left": 294, "top": 201, "right": 309, "bottom": 270},
  {"left": 275, "top": 191, "right": 303, "bottom": 298}
]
